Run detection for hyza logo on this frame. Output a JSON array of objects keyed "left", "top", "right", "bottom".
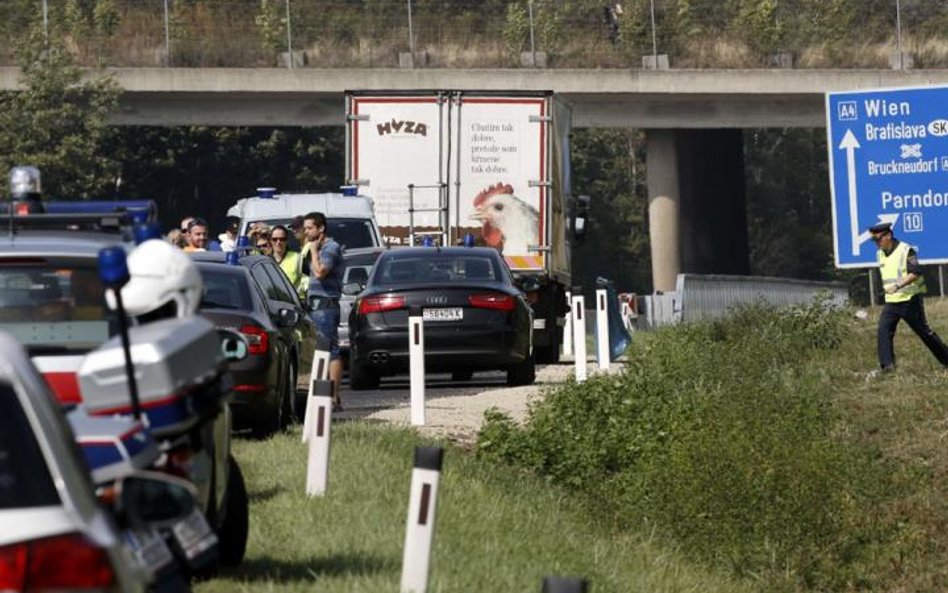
[
  {"left": 376, "top": 119, "right": 428, "bottom": 137},
  {"left": 838, "top": 101, "right": 858, "bottom": 121}
]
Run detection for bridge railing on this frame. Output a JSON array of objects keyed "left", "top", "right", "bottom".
[{"left": 0, "top": 0, "right": 944, "bottom": 70}]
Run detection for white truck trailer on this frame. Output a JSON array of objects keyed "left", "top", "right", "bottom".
[{"left": 345, "top": 90, "right": 575, "bottom": 363}]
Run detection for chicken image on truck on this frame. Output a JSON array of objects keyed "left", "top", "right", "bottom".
[{"left": 345, "top": 90, "right": 574, "bottom": 363}]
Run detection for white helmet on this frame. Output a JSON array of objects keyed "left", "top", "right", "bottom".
[{"left": 105, "top": 239, "right": 203, "bottom": 320}]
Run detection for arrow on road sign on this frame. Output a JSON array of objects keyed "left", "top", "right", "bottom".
[
  {"left": 839, "top": 129, "right": 863, "bottom": 256},
  {"left": 854, "top": 213, "right": 901, "bottom": 252}
]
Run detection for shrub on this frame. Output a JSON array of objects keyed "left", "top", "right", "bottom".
[{"left": 477, "top": 299, "right": 890, "bottom": 587}]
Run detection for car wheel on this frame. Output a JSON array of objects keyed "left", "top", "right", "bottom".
[
  {"left": 349, "top": 359, "right": 380, "bottom": 390},
  {"left": 217, "top": 456, "right": 249, "bottom": 567},
  {"left": 284, "top": 362, "right": 298, "bottom": 425},
  {"left": 506, "top": 354, "right": 536, "bottom": 387},
  {"left": 451, "top": 370, "right": 473, "bottom": 382},
  {"left": 252, "top": 363, "right": 294, "bottom": 439}
]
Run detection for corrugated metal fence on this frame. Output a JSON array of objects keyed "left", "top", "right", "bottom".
[{"left": 634, "top": 273, "right": 849, "bottom": 330}]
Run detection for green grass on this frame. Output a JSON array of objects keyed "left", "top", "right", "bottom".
[
  {"left": 479, "top": 297, "right": 948, "bottom": 592},
  {"left": 197, "top": 423, "right": 750, "bottom": 593}
]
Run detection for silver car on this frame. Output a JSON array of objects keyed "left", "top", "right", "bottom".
[
  {"left": 339, "top": 247, "right": 385, "bottom": 362},
  {"left": 0, "top": 332, "right": 150, "bottom": 592}
]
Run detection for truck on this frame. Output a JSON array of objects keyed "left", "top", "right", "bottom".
[{"left": 345, "top": 90, "right": 575, "bottom": 363}]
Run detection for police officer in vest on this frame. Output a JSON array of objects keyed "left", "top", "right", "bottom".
[{"left": 870, "top": 221, "right": 948, "bottom": 372}]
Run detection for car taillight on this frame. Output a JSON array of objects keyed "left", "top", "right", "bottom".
[
  {"left": 0, "top": 533, "right": 115, "bottom": 590},
  {"left": 468, "top": 293, "right": 515, "bottom": 312},
  {"left": 359, "top": 295, "right": 406, "bottom": 314},
  {"left": 162, "top": 446, "right": 195, "bottom": 481},
  {"left": 239, "top": 323, "right": 269, "bottom": 355}
]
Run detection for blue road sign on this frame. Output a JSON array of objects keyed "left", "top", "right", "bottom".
[{"left": 826, "top": 85, "right": 948, "bottom": 268}]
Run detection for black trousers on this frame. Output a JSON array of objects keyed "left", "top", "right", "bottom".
[{"left": 877, "top": 296, "right": 948, "bottom": 369}]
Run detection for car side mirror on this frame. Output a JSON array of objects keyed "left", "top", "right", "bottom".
[
  {"left": 342, "top": 281, "right": 364, "bottom": 296},
  {"left": 115, "top": 471, "right": 197, "bottom": 529},
  {"left": 217, "top": 329, "right": 248, "bottom": 362},
  {"left": 278, "top": 308, "right": 301, "bottom": 327}
]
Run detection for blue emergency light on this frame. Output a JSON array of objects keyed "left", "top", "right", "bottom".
[
  {"left": 340, "top": 185, "right": 358, "bottom": 197},
  {"left": 98, "top": 246, "right": 130, "bottom": 289},
  {"left": 44, "top": 200, "right": 158, "bottom": 222},
  {"left": 422, "top": 236, "right": 434, "bottom": 247},
  {"left": 133, "top": 222, "right": 162, "bottom": 245},
  {"left": 256, "top": 187, "right": 277, "bottom": 200}
]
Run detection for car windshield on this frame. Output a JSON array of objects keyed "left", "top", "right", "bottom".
[
  {"left": 198, "top": 268, "right": 253, "bottom": 311},
  {"left": 0, "top": 258, "right": 111, "bottom": 351},
  {"left": 254, "top": 217, "right": 376, "bottom": 249},
  {"left": 0, "top": 382, "right": 59, "bottom": 509},
  {"left": 374, "top": 254, "right": 502, "bottom": 286}
]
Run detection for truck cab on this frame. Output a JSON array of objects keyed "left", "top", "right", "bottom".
[{"left": 226, "top": 187, "right": 383, "bottom": 250}]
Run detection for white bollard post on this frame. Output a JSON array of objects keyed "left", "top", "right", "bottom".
[
  {"left": 409, "top": 308, "right": 426, "bottom": 426},
  {"left": 303, "top": 348, "right": 331, "bottom": 443},
  {"left": 571, "top": 295, "right": 586, "bottom": 383},
  {"left": 305, "top": 379, "right": 333, "bottom": 496},
  {"left": 401, "top": 446, "right": 443, "bottom": 593},
  {"left": 621, "top": 301, "right": 633, "bottom": 331},
  {"left": 596, "top": 288, "right": 609, "bottom": 370},
  {"left": 561, "top": 290, "right": 573, "bottom": 357}
]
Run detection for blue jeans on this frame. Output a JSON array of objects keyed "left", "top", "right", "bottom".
[{"left": 311, "top": 307, "right": 341, "bottom": 360}]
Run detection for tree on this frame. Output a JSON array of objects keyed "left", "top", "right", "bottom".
[{"left": 0, "top": 25, "right": 120, "bottom": 199}]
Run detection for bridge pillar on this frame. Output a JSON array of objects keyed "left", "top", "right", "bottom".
[
  {"left": 676, "top": 129, "right": 750, "bottom": 275},
  {"left": 646, "top": 130, "right": 681, "bottom": 293}
]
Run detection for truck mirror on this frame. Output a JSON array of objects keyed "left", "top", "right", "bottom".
[{"left": 573, "top": 195, "right": 591, "bottom": 243}]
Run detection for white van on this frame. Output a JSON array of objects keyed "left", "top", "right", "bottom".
[{"left": 226, "top": 188, "right": 383, "bottom": 249}]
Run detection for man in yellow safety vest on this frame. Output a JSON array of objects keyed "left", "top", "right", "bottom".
[{"left": 870, "top": 221, "right": 948, "bottom": 372}]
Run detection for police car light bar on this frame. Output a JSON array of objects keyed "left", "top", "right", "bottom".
[{"left": 44, "top": 200, "right": 158, "bottom": 222}]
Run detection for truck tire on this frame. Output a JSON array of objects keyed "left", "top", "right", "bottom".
[
  {"left": 534, "top": 316, "right": 561, "bottom": 364},
  {"left": 217, "top": 456, "right": 249, "bottom": 567},
  {"left": 349, "top": 360, "right": 380, "bottom": 390}
]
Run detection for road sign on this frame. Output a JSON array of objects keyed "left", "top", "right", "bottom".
[{"left": 826, "top": 85, "right": 948, "bottom": 268}]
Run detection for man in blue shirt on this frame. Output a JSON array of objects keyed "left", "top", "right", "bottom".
[{"left": 302, "top": 211, "right": 345, "bottom": 410}]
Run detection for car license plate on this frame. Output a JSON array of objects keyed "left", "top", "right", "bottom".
[
  {"left": 171, "top": 507, "right": 218, "bottom": 561},
  {"left": 123, "top": 526, "right": 175, "bottom": 576},
  {"left": 423, "top": 308, "right": 463, "bottom": 321}
]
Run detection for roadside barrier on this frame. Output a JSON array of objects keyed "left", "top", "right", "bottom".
[
  {"left": 571, "top": 294, "right": 587, "bottom": 383},
  {"left": 595, "top": 288, "right": 609, "bottom": 370},
  {"left": 562, "top": 290, "right": 573, "bottom": 357},
  {"left": 401, "top": 446, "right": 443, "bottom": 593},
  {"left": 305, "top": 378, "right": 333, "bottom": 497},
  {"left": 302, "top": 347, "right": 331, "bottom": 443},
  {"left": 541, "top": 577, "right": 588, "bottom": 592},
  {"left": 409, "top": 307, "right": 426, "bottom": 426}
]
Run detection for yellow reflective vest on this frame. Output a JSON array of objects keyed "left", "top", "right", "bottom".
[{"left": 878, "top": 241, "right": 925, "bottom": 303}]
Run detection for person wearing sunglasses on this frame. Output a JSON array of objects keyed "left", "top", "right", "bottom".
[
  {"left": 254, "top": 231, "right": 272, "bottom": 256},
  {"left": 869, "top": 221, "right": 948, "bottom": 373},
  {"left": 268, "top": 225, "right": 303, "bottom": 293}
]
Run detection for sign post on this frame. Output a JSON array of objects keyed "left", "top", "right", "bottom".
[{"left": 826, "top": 85, "right": 948, "bottom": 268}]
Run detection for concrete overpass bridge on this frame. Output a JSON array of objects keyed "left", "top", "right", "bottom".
[{"left": 5, "top": 67, "right": 945, "bottom": 290}]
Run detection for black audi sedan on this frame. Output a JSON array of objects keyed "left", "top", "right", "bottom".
[
  {"left": 192, "top": 255, "right": 315, "bottom": 437},
  {"left": 347, "top": 246, "right": 534, "bottom": 390}
]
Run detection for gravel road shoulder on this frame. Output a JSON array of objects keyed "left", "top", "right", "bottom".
[{"left": 359, "top": 360, "right": 624, "bottom": 447}]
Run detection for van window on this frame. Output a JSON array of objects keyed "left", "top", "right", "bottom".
[{"left": 250, "top": 218, "right": 376, "bottom": 249}]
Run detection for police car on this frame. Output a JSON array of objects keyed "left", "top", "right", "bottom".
[{"left": 0, "top": 166, "right": 249, "bottom": 568}]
